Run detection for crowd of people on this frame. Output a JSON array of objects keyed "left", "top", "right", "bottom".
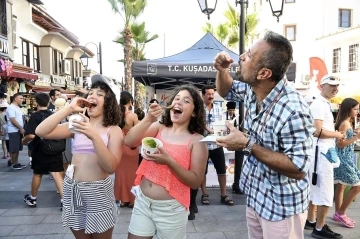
[{"left": 0, "top": 30, "right": 359, "bottom": 239}]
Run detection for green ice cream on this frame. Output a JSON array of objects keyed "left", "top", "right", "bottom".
[{"left": 143, "top": 138, "right": 157, "bottom": 148}]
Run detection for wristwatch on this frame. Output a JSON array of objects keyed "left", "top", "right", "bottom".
[{"left": 243, "top": 138, "right": 255, "bottom": 156}]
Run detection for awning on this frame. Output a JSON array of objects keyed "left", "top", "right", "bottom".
[{"left": 0, "top": 70, "right": 38, "bottom": 80}]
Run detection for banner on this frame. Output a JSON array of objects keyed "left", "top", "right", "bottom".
[{"left": 206, "top": 149, "right": 235, "bottom": 188}]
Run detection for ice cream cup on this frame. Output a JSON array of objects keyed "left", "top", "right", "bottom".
[
  {"left": 68, "top": 114, "right": 85, "bottom": 133},
  {"left": 141, "top": 137, "right": 163, "bottom": 156},
  {"left": 212, "top": 120, "right": 234, "bottom": 136}
]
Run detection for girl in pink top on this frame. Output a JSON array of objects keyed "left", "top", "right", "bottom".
[{"left": 125, "top": 85, "right": 208, "bottom": 239}]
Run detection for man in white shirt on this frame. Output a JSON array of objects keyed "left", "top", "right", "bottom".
[
  {"left": 306, "top": 75, "right": 345, "bottom": 239},
  {"left": 6, "top": 93, "right": 26, "bottom": 170}
]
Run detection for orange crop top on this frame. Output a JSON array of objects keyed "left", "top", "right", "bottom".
[{"left": 134, "top": 127, "right": 196, "bottom": 209}]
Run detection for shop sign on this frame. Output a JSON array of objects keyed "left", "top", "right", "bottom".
[
  {"left": 51, "top": 75, "right": 68, "bottom": 87},
  {"left": 35, "top": 74, "right": 51, "bottom": 86},
  {"left": 0, "top": 38, "right": 9, "bottom": 57}
]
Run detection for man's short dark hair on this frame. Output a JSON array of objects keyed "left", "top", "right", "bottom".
[
  {"left": 35, "top": 93, "right": 50, "bottom": 107},
  {"left": 258, "top": 31, "right": 293, "bottom": 82},
  {"left": 12, "top": 93, "right": 23, "bottom": 102},
  {"left": 49, "top": 89, "right": 59, "bottom": 98},
  {"left": 201, "top": 85, "right": 215, "bottom": 95}
]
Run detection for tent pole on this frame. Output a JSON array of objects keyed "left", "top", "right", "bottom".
[{"left": 233, "top": 0, "right": 247, "bottom": 195}]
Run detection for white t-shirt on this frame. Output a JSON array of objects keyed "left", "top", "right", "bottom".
[
  {"left": 6, "top": 104, "right": 24, "bottom": 133},
  {"left": 309, "top": 95, "right": 335, "bottom": 147}
]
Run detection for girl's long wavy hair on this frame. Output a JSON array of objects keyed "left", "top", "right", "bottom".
[
  {"left": 119, "top": 91, "right": 133, "bottom": 128},
  {"left": 335, "top": 98, "right": 359, "bottom": 130},
  {"left": 160, "top": 85, "right": 206, "bottom": 135},
  {"left": 88, "top": 82, "right": 120, "bottom": 127}
]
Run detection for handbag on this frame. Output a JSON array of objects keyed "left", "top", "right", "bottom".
[{"left": 312, "top": 129, "right": 322, "bottom": 186}]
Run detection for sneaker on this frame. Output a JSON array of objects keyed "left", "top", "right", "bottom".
[
  {"left": 60, "top": 202, "right": 63, "bottom": 211},
  {"left": 12, "top": 163, "right": 26, "bottom": 170},
  {"left": 49, "top": 175, "right": 53, "bottom": 180},
  {"left": 7, "top": 159, "right": 11, "bottom": 166},
  {"left": 305, "top": 220, "right": 316, "bottom": 230},
  {"left": 311, "top": 224, "right": 343, "bottom": 239},
  {"left": 29, "top": 157, "right": 32, "bottom": 166},
  {"left": 24, "top": 194, "right": 37, "bottom": 208},
  {"left": 2, "top": 155, "right": 6, "bottom": 159}
]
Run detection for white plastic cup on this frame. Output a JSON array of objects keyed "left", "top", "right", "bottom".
[
  {"left": 141, "top": 137, "right": 163, "bottom": 157},
  {"left": 68, "top": 114, "right": 84, "bottom": 133},
  {"left": 212, "top": 120, "right": 234, "bottom": 136}
]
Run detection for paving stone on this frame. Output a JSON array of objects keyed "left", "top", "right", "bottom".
[
  {"left": 9, "top": 224, "right": 67, "bottom": 236},
  {"left": 32, "top": 208, "right": 62, "bottom": 216},
  {"left": 224, "top": 231, "right": 249, "bottom": 239},
  {"left": 0, "top": 225, "right": 17, "bottom": 236},
  {"left": 193, "top": 220, "right": 247, "bottom": 232},
  {"left": 186, "top": 232, "right": 227, "bottom": 239},
  {"left": 2, "top": 209, "right": 34, "bottom": 217},
  {"left": 0, "top": 209, "right": 8, "bottom": 215},
  {"left": 40, "top": 215, "right": 62, "bottom": 224},
  {"left": 0, "top": 216, "right": 45, "bottom": 226},
  {"left": 25, "top": 235, "right": 66, "bottom": 239}
]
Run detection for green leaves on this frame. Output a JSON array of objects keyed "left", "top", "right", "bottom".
[{"left": 201, "top": 2, "right": 259, "bottom": 50}]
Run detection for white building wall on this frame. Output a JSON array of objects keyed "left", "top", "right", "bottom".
[{"left": 253, "top": 0, "right": 360, "bottom": 85}]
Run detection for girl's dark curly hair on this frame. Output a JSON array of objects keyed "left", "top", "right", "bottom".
[
  {"left": 88, "top": 82, "right": 120, "bottom": 127},
  {"left": 119, "top": 91, "right": 133, "bottom": 128},
  {"left": 160, "top": 85, "right": 206, "bottom": 135}
]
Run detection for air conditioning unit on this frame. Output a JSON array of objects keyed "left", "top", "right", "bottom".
[{"left": 60, "top": 59, "right": 71, "bottom": 75}]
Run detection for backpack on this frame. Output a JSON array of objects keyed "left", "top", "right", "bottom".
[{"left": 37, "top": 112, "right": 66, "bottom": 155}]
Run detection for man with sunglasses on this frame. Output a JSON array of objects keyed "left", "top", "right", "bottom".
[
  {"left": 214, "top": 31, "right": 315, "bottom": 238},
  {"left": 305, "top": 75, "right": 345, "bottom": 238}
]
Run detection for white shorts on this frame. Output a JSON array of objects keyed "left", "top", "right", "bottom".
[
  {"left": 128, "top": 186, "right": 188, "bottom": 239},
  {"left": 309, "top": 145, "right": 334, "bottom": 207}
]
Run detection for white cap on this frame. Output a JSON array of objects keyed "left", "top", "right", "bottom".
[{"left": 320, "top": 75, "right": 344, "bottom": 86}]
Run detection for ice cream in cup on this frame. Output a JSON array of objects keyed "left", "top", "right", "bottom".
[
  {"left": 141, "top": 137, "right": 163, "bottom": 157},
  {"left": 68, "top": 114, "right": 85, "bottom": 133}
]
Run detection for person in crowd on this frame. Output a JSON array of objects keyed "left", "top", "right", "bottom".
[
  {"left": 223, "top": 101, "right": 237, "bottom": 121},
  {"left": 6, "top": 93, "right": 26, "bottom": 170},
  {"left": 135, "top": 106, "right": 145, "bottom": 165},
  {"left": 214, "top": 31, "right": 314, "bottom": 239},
  {"left": 22, "top": 93, "right": 64, "bottom": 209},
  {"left": 306, "top": 75, "right": 345, "bottom": 238},
  {"left": 54, "top": 97, "right": 72, "bottom": 173},
  {"left": 48, "top": 89, "right": 62, "bottom": 112},
  {"left": 333, "top": 98, "right": 360, "bottom": 228},
  {"left": 198, "top": 85, "right": 234, "bottom": 209},
  {"left": 124, "top": 85, "right": 208, "bottom": 239},
  {"left": 36, "top": 74, "right": 123, "bottom": 239},
  {"left": 114, "top": 91, "right": 139, "bottom": 208},
  {"left": 0, "top": 102, "right": 9, "bottom": 159},
  {"left": 3, "top": 115, "right": 9, "bottom": 160}
]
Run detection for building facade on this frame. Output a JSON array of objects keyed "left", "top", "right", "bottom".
[
  {"left": 11, "top": 0, "right": 93, "bottom": 97},
  {"left": 253, "top": 0, "right": 359, "bottom": 89}
]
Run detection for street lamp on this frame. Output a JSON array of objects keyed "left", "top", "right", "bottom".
[
  {"left": 267, "top": 0, "right": 284, "bottom": 22},
  {"left": 198, "top": 0, "right": 285, "bottom": 195},
  {"left": 80, "top": 42, "right": 103, "bottom": 75},
  {"left": 197, "top": 0, "right": 218, "bottom": 20}
]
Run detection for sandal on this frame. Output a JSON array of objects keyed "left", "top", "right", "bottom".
[
  {"left": 120, "top": 202, "right": 129, "bottom": 208},
  {"left": 220, "top": 195, "right": 234, "bottom": 206},
  {"left": 201, "top": 194, "right": 210, "bottom": 205},
  {"left": 333, "top": 212, "right": 354, "bottom": 228}
]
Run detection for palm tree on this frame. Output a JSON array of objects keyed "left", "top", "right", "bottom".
[
  {"left": 108, "top": 0, "right": 147, "bottom": 92},
  {"left": 202, "top": 2, "right": 259, "bottom": 51},
  {"left": 114, "top": 22, "right": 159, "bottom": 109}
]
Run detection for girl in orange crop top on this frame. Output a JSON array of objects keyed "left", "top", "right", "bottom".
[
  {"left": 125, "top": 85, "right": 208, "bottom": 239},
  {"left": 35, "top": 75, "right": 123, "bottom": 239}
]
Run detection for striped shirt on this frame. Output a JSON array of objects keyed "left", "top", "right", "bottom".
[
  {"left": 225, "top": 79, "right": 315, "bottom": 221},
  {"left": 204, "top": 103, "right": 223, "bottom": 150}
]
